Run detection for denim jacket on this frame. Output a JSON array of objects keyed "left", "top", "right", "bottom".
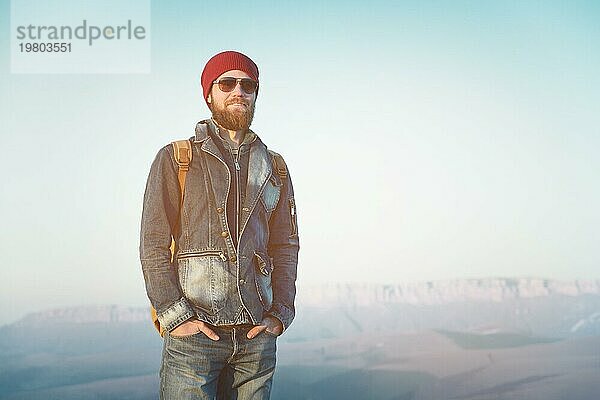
[{"left": 140, "top": 120, "right": 299, "bottom": 333}]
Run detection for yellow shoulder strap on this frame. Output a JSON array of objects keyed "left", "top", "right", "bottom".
[
  {"left": 172, "top": 139, "right": 193, "bottom": 210},
  {"left": 268, "top": 149, "right": 287, "bottom": 179},
  {"left": 169, "top": 139, "right": 193, "bottom": 259}
]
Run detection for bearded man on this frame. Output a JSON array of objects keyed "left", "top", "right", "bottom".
[{"left": 140, "top": 50, "right": 300, "bottom": 400}]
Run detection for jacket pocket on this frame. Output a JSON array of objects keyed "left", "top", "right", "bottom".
[
  {"left": 261, "top": 175, "right": 281, "bottom": 213},
  {"left": 253, "top": 251, "right": 273, "bottom": 310},
  {"left": 177, "top": 250, "right": 228, "bottom": 315},
  {"left": 288, "top": 197, "right": 298, "bottom": 237}
]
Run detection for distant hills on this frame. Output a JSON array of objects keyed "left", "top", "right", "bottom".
[
  {"left": 1, "top": 278, "right": 600, "bottom": 341},
  {"left": 299, "top": 277, "right": 600, "bottom": 305},
  {"left": 291, "top": 277, "right": 600, "bottom": 340},
  {"left": 1, "top": 278, "right": 599, "bottom": 399},
  {"left": 6, "top": 277, "right": 600, "bottom": 340}
]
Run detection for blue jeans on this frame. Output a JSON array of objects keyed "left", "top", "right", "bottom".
[{"left": 160, "top": 323, "right": 278, "bottom": 400}]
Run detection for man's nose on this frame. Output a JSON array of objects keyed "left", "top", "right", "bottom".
[{"left": 231, "top": 81, "right": 246, "bottom": 95}]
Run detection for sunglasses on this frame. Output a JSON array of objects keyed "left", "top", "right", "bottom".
[{"left": 213, "top": 77, "right": 259, "bottom": 94}]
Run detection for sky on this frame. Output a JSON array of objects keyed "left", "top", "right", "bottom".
[{"left": 0, "top": 0, "right": 599, "bottom": 325}]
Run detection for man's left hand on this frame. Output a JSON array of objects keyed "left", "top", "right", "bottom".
[{"left": 247, "top": 316, "right": 283, "bottom": 339}]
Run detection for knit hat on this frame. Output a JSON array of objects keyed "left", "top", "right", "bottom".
[{"left": 201, "top": 50, "right": 259, "bottom": 105}]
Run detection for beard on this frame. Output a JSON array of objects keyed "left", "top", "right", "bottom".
[{"left": 210, "top": 98, "right": 255, "bottom": 131}]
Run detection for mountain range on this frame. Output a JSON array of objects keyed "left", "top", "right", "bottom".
[{"left": 1, "top": 278, "right": 599, "bottom": 399}]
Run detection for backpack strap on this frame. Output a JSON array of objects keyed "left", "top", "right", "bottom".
[
  {"left": 268, "top": 149, "right": 287, "bottom": 180},
  {"left": 169, "top": 139, "right": 193, "bottom": 260},
  {"left": 172, "top": 139, "right": 193, "bottom": 209}
]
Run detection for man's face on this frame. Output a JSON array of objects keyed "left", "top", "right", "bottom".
[{"left": 208, "top": 69, "right": 257, "bottom": 131}]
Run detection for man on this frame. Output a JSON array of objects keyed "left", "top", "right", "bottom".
[{"left": 140, "top": 50, "right": 300, "bottom": 399}]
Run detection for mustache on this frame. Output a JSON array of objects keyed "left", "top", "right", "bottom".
[{"left": 225, "top": 98, "right": 249, "bottom": 106}]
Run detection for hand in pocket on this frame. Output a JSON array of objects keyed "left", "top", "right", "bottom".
[{"left": 170, "top": 318, "right": 220, "bottom": 340}]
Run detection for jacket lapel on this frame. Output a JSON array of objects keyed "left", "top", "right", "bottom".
[
  {"left": 240, "top": 134, "right": 271, "bottom": 237},
  {"left": 194, "top": 121, "right": 230, "bottom": 207},
  {"left": 194, "top": 119, "right": 272, "bottom": 238}
]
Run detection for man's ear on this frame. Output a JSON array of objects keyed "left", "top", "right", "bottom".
[{"left": 207, "top": 94, "right": 212, "bottom": 103}]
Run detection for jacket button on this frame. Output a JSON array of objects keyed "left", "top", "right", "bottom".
[
  {"left": 230, "top": 255, "right": 237, "bottom": 262},
  {"left": 242, "top": 207, "right": 250, "bottom": 212},
  {"left": 239, "top": 279, "right": 245, "bottom": 284},
  {"left": 221, "top": 231, "right": 229, "bottom": 238},
  {"left": 216, "top": 207, "right": 224, "bottom": 214}
]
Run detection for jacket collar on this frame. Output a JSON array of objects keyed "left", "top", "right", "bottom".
[
  {"left": 194, "top": 119, "right": 257, "bottom": 146},
  {"left": 192, "top": 119, "right": 272, "bottom": 237}
]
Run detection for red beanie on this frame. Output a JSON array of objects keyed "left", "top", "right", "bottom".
[{"left": 201, "top": 51, "right": 259, "bottom": 105}]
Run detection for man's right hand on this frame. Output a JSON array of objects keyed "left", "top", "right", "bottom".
[{"left": 169, "top": 318, "right": 220, "bottom": 340}]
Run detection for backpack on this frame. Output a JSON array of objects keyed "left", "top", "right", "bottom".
[{"left": 150, "top": 139, "right": 287, "bottom": 336}]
